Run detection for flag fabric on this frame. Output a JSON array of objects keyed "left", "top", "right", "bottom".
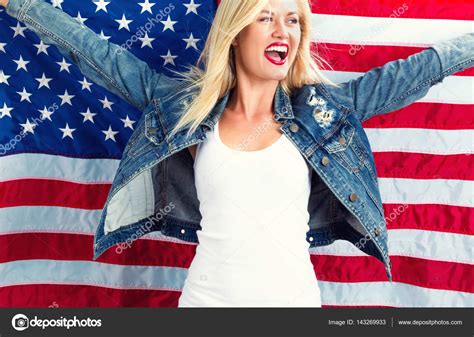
[{"left": 0, "top": 0, "right": 472, "bottom": 308}]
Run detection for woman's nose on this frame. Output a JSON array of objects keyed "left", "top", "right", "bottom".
[{"left": 272, "top": 19, "right": 289, "bottom": 39}]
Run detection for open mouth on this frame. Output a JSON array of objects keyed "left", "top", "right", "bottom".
[{"left": 264, "top": 43, "right": 289, "bottom": 65}]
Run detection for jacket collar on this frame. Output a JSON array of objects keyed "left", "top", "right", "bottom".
[{"left": 200, "top": 82, "right": 294, "bottom": 131}]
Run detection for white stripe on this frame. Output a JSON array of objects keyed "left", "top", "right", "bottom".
[
  {"left": 0, "top": 153, "right": 119, "bottom": 183},
  {"left": 322, "top": 70, "right": 474, "bottom": 105},
  {"left": 310, "top": 229, "right": 474, "bottom": 265},
  {"left": 312, "top": 14, "right": 474, "bottom": 46},
  {"left": 365, "top": 128, "right": 474, "bottom": 155},
  {"left": 379, "top": 178, "right": 474, "bottom": 207},
  {"left": 319, "top": 281, "right": 474, "bottom": 307},
  {"left": 0, "top": 259, "right": 186, "bottom": 291}
]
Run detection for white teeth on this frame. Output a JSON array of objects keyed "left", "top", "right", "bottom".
[{"left": 264, "top": 46, "right": 288, "bottom": 53}]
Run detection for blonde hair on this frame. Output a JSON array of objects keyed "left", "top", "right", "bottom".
[{"left": 165, "top": 0, "right": 339, "bottom": 139}]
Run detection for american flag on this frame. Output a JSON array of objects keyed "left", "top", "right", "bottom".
[{"left": 0, "top": 0, "right": 472, "bottom": 307}]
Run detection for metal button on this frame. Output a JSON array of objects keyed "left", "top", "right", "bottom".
[
  {"left": 349, "top": 192, "right": 358, "bottom": 202},
  {"left": 338, "top": 137, "right": 346, "bottom": 145},
  {"left": 282, "top": 107, "right": 288, "bottom": 113},
  {"left": 321, "top": 156, "right": 330, "bottom": 166},
  {"left": 374, "top": 227, "right": 381, "bottom": 236},
  {"left": 289, "top": 123, "right": 299, "bottom": 132},
  {"left": 180, "top": 229, "right": 186, "bottom": 234}
]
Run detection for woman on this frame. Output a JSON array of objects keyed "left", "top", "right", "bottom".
[{"left": 1, "top": 0, "right": 472, "bottom": 307}]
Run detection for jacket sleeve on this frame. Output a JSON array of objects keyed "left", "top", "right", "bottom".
[
  {"left": 5, "top": 0, "right": 174, "bottom": 111},
  {"left": 321, "top": 32, "right": 474, "bottom": 123}
]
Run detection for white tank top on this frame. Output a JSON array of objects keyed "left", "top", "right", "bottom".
[{"left": 178, "top": 120, "right": 321, "bottom": 307}]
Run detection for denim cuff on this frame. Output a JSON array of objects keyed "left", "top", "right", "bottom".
[
  {"left": 428, "top": 32, "right": 474, "bottom": 75},
  {"left": 5, "top": 0, "right": 35, "bottom": 21}
]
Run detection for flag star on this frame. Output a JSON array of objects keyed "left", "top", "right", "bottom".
[
  {"left": 35, "top": 73, "right": 53, "bottom": 89},
  {"left": 17, "top": 87, "right": 32, "bottom": 103},
  {"left": 102, "top": 125, "right": 119, "bottom": 142},
  {"left": 51, "top": 0, "right": 64, "bottom": 9},
  {"left": 161, "top": 15, "right": 177, "bottom": 32},
  {"left": 56, "top": 57, "right": 72, "bottom": 73},
  {"left": 99, "top": 96, "right": 114, "bottom": 110},
  {"left": 139, "top": 32, "right": 155, "bottom": 49},
  {"left": 74, "top": 12, "right": 88, "bottom": 25},
  {"left": 183, "top": 0, "right": 201, "bottom": 15},
  {"left": 98, "top": 30, "right": 111, "bottom": 41},
  {"left": 121, "top": 115, "right": 136, "bottom": 130},
  {"left": 58, "top": 89, "right": 75, "bottom": 106},
  {"left": 20, "top": 119, "right": 38, "bottom": 134},
  {"left": 0, "top": 70, "right": 11, "bottom": 85},
  {"left": 115, "top": 14, "right": 133, "bottom": 31},
  {"left": 160, "top": 49, "right": 178, "bottom": 66},
  {"left": 59, "top": 123, "right": 76, "bottom": 139},
  {"left": 11, "top": 22, "right": 27, "bottom": 38},
  {"left": 80, "top": 107, "right": 97, "bottom": 123},
  {"left": 138, "top": 0, "right": 155, "bottom": 14},
  {"left": 34, "top": 40, "right": 50, "bottom": 55},
  {"left": 38, "top": 106, "right": 54, "bottom": 121},
  {"left": 93, "top": 0, "right": 110, "bottom": 13},
  {"left": 183, "top": 32, "right": 200, "bottom": 50},
  {"left": 0, "top": 42, "right": 6, "bottom": 53},
  {"left": 13, "top": 55, "right": 30, "bottom": 72},
  {"left": 0, "top": 103, "right": 13, "bottom": 119},
  {"left": 78, "top": 76, "right": 93, "bottom": 92}
]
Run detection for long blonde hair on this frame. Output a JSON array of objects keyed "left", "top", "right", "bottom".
[{"left": 166, "top": 0, "right": 339, "bottom": 139}]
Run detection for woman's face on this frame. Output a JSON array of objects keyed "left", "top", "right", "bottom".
[{"left": 232, "top": 0, "right": 301, "bottom": 82}]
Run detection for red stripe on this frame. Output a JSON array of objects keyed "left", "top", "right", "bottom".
[
  {"left": 310, "top": 0, "right": 474, "bottom": 21},
  {"left": 0, "top": 284, "right": 180, "bottom": 307},
  {"left": 383, "top": 203, "right": 473, "bottom": 235},
  {"left": 0, "top": 179, "right": 110, "bottom": 209},
  {"left": 312, "top": 255, "right": 473, "bottom": 293},
  {"left": 1, "top": 233, "right": 470, "bottom": 293},
  {"left": 313, "top": 42, "right": 474, "bottom": 76},
  {"left": 374, "top": 152, "right": 474, "bottom": 181},
  {"left": 362, "top": 103, "right": 474, "bottom": 130}
]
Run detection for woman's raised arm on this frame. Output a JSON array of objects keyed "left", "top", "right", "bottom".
[
  {"left": 321, "top": 33, "right": 474, "bottom": 123},
  {"left": 2, "top": 0, "right": 174, "bottom": 111}
]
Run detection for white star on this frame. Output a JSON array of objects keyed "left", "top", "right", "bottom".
[
  {"left": 35, "top": 73, "right": 53, "bottom": 89},
  {"left": 138, "top": 0, "right": 155, "bottom": 14},
  {"left": 98, "top": 30, "right": 111, "bottom": 41},
  {"left": 17, "top": 87, "right": 32, "bottom": 103},
  {"left": 11, "top": 22, "right": 27, "bottom": 38},
  {"left": 78, "top": 76, "right": 93, "bottom": 92},
  {"left": 0, "top": 103, "right": 13, "bottom": 119},
  {"left": 0, "top": 70, "right": 11, "bottom": 85},
  {"left": 80, "top": 107, "right": 97, "bottom": 123},
  {"left": 74, "top": 12, "right": 88, "bottom": 25},
  {"left": 34, "top": 40, "right": 50, "bottom": 55},
  {"left": 51, "top": 0, "right": 64, "bottom": 9},
  {"left": 38, "top": 106, "right": 54, "bottom": 121},
  {"left": 115, "top": 14, "right": 133, "bottom": 31},
  {"left": 161, "top": 15, "right": 177, "bottom": 32},
  {"left": 0, "top": 42, "right": 6, "bottom": 53},
  {"left": 102, "top": 125, "right": 119, "bottom": 142},
  {"left": 13, "top": 55, "right": 30, "bottom": 72},
  {"left": 99, "top": 96, "right": 114, "bottom": 110},
  {"left": 58, "top": 89, "right": 75, "bottom": 106},
  {"left": 183, "top": 32, "right": 200, "bottom": 50},
  {"left": 56, "top": 57, "right": 72, "bottom": 73},
  {"left": 183, "top": 0, "right": 201, "bottom": 15},
  {"left": 139, "top": 32, "right": 155, "bottom": 49},
  {"left": 121, "top": 115, "right": 136, "bottom": 130},
  {"left": 20, "top": 119, "right": 38, "bottom": 134},
  {"left": 160, "top": 49, "right": 178, "bottom": 66},
  {"left": 93, "top": 0, "right": 110, "bottom": 13},
  {"left": 59, "top": 123, "right": 76, "bottom": 139}
]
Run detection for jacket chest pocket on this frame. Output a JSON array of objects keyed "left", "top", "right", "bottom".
[{"left": 322, "top": 120, "right": 367, "bottom": 173}]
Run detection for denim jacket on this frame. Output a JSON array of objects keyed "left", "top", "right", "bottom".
[{"left": 7, "top": 0, "right": 474, "bottom": 283}]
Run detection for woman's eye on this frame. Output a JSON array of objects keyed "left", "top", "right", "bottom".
[{"left": 260, "top": 17, "right": 272, "bottom": 22}]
